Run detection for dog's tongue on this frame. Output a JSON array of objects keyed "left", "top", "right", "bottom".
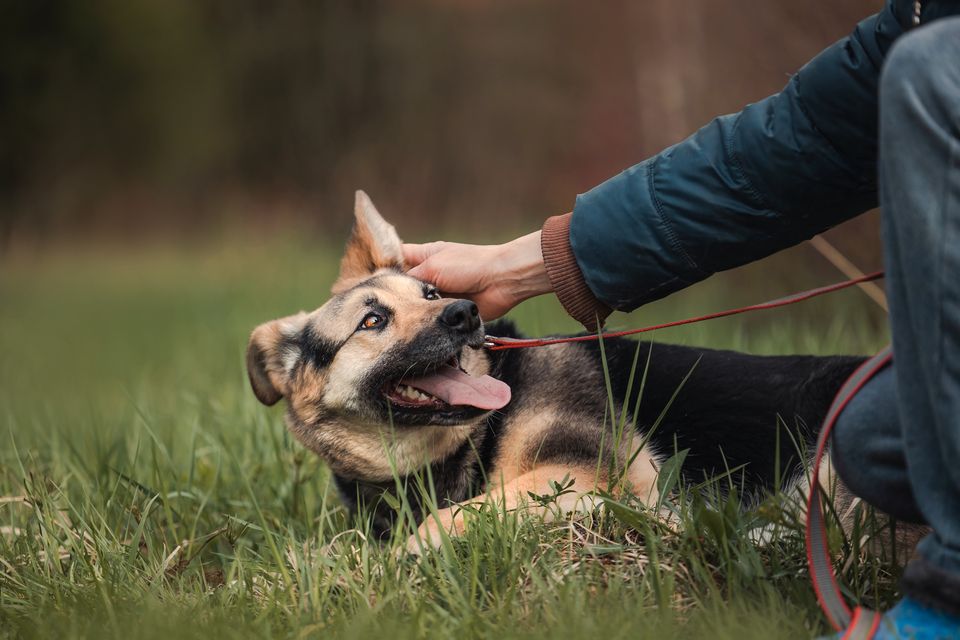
[{"left": 403, "top": 365, "right": 511, "bottom": 410}]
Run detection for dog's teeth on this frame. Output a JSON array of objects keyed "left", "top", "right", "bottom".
[{"left": 391, "top": 383, "right": 439, "bottom": 403}]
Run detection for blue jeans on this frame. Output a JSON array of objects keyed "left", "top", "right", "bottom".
[{"left": 831, "top": 17, "right": 960, "bottom": 615}]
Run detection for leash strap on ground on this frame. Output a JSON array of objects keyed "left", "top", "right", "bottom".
[
  {"left": 806, "top": 346, "right": 893, "bottom": 638},
  {"left": 483, "top": 271, "right": 885, "bottom": 351}
]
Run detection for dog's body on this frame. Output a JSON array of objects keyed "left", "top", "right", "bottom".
[
  {"left": 330, "top": 319, "right": 863, "bottom": 539},
  {"left": 247, "top": 192, "right": 866, "bottom": 549}
]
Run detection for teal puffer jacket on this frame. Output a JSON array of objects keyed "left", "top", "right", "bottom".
[{"left": 570, "top": 0, "right": 960, "bottom": 311}]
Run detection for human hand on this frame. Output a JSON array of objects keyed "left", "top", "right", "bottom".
[{"left": 402, "top": 231, "right": 553, "bottom": 320}]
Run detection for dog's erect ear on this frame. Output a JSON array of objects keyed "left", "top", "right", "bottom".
[
  {"left": 246, "top": 312, "right": 309, "bottom": 406},
  {"left": 332, "top": 190, "right": 404, "bottom": 293}
]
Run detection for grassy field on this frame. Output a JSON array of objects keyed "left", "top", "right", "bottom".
[{"left": 0, "top": 234, "right": 897, "bottom": 639}]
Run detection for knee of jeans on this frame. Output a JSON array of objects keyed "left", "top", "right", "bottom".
[
  {"left": 829, "top": 368, "right": 899, "bottom": 496},
  {"left": 881, "top": 19, "right": 960, "bottom": 110},
  {"left": 830, "top": 411, "right": 872, "bottom": 496},
  {"left": 829, "top": 432, "right": 899, "bottom": 513}
]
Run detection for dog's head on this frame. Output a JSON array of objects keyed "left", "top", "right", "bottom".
[{"left": 246, "top": 192, "right": 511, "bottom": 477}]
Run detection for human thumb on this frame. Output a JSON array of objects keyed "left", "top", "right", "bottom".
[
  {"left": 402, "top": 242, "right": 443, "bottom": 268},
  {"left": 406, "top": 260, "right": 433, "bottom": 281}
]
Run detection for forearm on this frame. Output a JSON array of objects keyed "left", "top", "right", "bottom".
[{"left": 484, "top": 228, "right": 611, "bottom": 331}]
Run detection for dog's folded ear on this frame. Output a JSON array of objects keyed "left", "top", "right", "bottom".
[
  {"left": 332, "top": 190, "right": 404, "bottom": 293},
  {"left": 246, "top": 312, "right": 309, "bottom": 406}
]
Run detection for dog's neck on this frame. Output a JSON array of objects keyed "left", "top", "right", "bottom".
[{"left": 285, "top": 405, "right": 484, "bottom": 482}]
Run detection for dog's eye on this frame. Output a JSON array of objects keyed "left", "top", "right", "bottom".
[
  {"left": 359, "top": 313, "right": 385, "bottom": 330},
  {"left": 424, "top": 289, "right": 440, "bottom": 301}
]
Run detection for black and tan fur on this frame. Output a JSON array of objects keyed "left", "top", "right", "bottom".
[{"left": 247, "top": 192, "right": 871, "bottom": 552}]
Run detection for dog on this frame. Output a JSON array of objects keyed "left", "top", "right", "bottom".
[{"left": 246, "top": 191, "right": 870, "bottom": 552}]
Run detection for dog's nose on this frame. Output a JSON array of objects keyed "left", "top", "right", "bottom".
[{"left": 439, "top": 300, "right": 480, "bottom": 333}]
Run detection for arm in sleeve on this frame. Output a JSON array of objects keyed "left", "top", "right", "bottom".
[{"left": 554, "top": 1, "right": 910, "bottom": 315}]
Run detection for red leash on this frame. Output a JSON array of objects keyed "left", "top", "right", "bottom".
[
  {"left": 483, "top": 270, "right": 885, "bottom": 350},
  {"left": 806, "top": 347, "right": 892, "bottom": 639}
]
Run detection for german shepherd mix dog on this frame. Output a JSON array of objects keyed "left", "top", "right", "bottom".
[{"left": 247, "top": 192, "right": 865, "bottom": 552}]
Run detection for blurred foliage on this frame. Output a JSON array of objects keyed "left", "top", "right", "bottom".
[{"left": 1, "top": 0, "right": 880, "bottom": 246}]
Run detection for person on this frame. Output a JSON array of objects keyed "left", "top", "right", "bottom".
[{"left": 402, "top": 2, "right": 960, "bottom": 638}]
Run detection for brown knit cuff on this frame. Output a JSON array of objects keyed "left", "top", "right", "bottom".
[{"left": 541, "top": 212, "right": 612, "bottom": 332}]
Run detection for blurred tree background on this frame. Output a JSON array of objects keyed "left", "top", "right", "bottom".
[{"left": 0, "top": 0, "right": 882, "bottom": 259}]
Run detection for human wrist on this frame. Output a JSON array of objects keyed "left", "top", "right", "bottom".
[{"left": 496, "top": 230, "right": 552, "bottom": 304}]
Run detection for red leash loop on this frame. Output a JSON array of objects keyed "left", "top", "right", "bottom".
[
  {"left": 806, "top": 348, "right": 892, "bottom": 638},
  {"left": 484, "top": 271, "right": 885, "bottom": 350}
]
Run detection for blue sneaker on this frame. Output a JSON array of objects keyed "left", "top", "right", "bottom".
[
  {"left": 873, "top": 598, "right": 960, "bottom": 639},
  {"left": 818, "top": 598, "right": 960, "bottom": 639}
]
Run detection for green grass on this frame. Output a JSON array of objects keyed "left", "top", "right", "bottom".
[{"left": 1, "top": 235, "right": 897, "bottom": 639}]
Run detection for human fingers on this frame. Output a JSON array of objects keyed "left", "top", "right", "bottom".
[
  {"left": 405, "top": 260, "right": 435, "bottom": 282},
  {"left": 401, "top": 242, "right": 447, "bottom": 268},
  {"left": 407, "top": 251, "right": 484, "bottom": 295},
  {"left": 405, "top": 242, "right": 478, "bottom": 287}
]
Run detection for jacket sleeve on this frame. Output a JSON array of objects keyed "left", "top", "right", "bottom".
[{"left": 562, "top": 1, "right": 912, "bottom": 313}]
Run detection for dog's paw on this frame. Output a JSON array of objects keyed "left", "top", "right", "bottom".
[
  {"left": 404, "top": 519, "right": 446, "bottom": 555},
  {"left": 404, "top": 509, "right": 468, "bottom": 555}
]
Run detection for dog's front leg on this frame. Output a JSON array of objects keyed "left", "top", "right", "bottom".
[{"left": 405, "top": 463, "right": 634, "bottom": 554}]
